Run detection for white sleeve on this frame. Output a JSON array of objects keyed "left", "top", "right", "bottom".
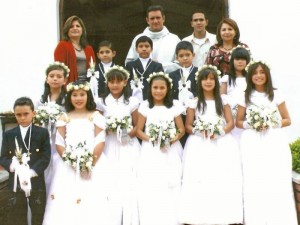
[
  {"left": 138, "top": 100, "right": 149, "bottom": 117},
  {"left": 220, "top": 74, "right": 229, "bottom": 84},
  {"left": 274, "top": 89, "right": 285, "bottom": 105},
  {"left": 187, "top": 98, "right": 198, "bottom": 109},
  {"left": 93, "top": 111, "right": 106, "bottom": 130},
  {"left": 173, "top": 100, "right": 185, "bottom": 117},
  {"left": 95, "top": 97, "right": 105, "bottom": 112},
  {"left": 129, "top": 96, "right": 140, "bottom": 113}
]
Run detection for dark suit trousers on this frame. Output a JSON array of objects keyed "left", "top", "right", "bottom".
[{"left": 4, "top": 189, "right": 46, "bottom": 225}]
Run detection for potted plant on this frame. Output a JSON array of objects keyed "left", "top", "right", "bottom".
[{"left": 290, "top": 137, "right": 300, "bottom": 223}]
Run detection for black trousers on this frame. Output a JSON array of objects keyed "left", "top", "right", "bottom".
[{"left": 4, "top": 189, "right": 46, "bottom": 225}]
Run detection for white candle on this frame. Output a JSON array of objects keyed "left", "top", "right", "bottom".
[
  {"left": 90, "top": 56, "right": 95, "bottom": 68},
  {"left": 15, "top": 137, "right": 20, "bottom": 152}
]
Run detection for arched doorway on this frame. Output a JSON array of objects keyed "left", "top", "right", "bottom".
[{"left": 59, "top": 0, "right": 228, "bottom": 65}]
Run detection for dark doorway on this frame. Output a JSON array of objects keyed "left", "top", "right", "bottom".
[{"left": 59, "top": 0, "right": 228, "bottom": 65}]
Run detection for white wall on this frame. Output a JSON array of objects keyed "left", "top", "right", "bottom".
[
  {"left": 0, "top": 0, "right": 299, "bottom": 142},
  {"left": 230, "top": 0, "right": 300, "bottom": 142},
  {"left": 0, "top": 0, "right": 59, "bottom": 144}
]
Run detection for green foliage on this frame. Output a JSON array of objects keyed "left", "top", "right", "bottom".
[{"left": 290, "top": 138, "right": 300, "bottom": 173}]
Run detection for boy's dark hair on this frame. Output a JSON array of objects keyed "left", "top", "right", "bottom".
[
  {"left": 146, "top": 5, "right": 165, "bottom": 17},
  {"left": 14, "top": 97, "right": 34, "bottom": 111},
  {"left": 191, "top": 9, "right": 207, "bottom": 21},
  {"left": 175, "top": 41, "right": 194, "bottom": 55},
  {"left": 102, "top": 68, "right": 130, "bottom": 105},
  {"left": 65, "top": 80, "right": 96, "bottom": 112},
  {"left": 135, "top": 35, "right": 153, "bottom": 49},
  {"left": 228, "top": 47, "right": 251, "bottom": 86},
  {"left": 96, "top": 40, "right": 115, "bottom": 52},
  {"left": 147, "top": 75, "right": 173, "bottom": 108}
]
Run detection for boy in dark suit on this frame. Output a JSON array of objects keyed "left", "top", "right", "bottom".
[
  {"left": 0, "top": 97, "right": 51, "bottom": 225},
  {"left": 125, "top": 35, "right": 164, "bottom": 101},
  {"left": 169, "top": 41, "right": 198, "bottom": 147}
]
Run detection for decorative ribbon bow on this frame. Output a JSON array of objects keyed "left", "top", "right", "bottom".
[{"left": 87, "top": 69, "right": 100, "bottom": 99}]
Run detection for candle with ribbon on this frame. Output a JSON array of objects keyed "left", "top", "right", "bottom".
[{"left": 89, "top": 56, "right": 95, "bottom": 73}]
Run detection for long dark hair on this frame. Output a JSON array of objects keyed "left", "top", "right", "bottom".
[
  {"left": 245, "top": 61, "right": 275, "bottom": 105},
  {"left": 65, "top": 80, "right": 96, "bottom": 112},
  {"left": 147, "top": 75, "right": 173, "bottom": 108},
  {"left": 196, "top": 68, "right": 223, "bottom": 116},
  {"left": 41, "top": 64, "right": 67, "bottom": 106},
  {"left": 102, "top": 68, "right": 130, "bottom": 105},
  {"left": 228, "top": 47, "right": 250, "bottom": 86}
]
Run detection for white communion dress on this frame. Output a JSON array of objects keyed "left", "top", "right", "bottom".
[
  {"left": 43, "top": 111, "right": 115, "bottom": 225},
  {"left": 137, "top": 100, "right": 184, "bottom": 225},
  {"left": 178, "top": 97, "right": 243, "bottom": 225},
  {"left": 238, "top": 90, "right": 297, "bottom": 225}
]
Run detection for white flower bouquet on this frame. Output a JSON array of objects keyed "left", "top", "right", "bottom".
[
  {"left": 33, "top": 102, "right": 62, "bottom": 126},
  {"left": 192, "top": 115, "right": 226, "bottom": 138},
  {"left": 231, "top": 104, "right": 239, "bottom": 118},
  {"left": 245, "top": 104, "right": 281, "bottom": 131},
  {"left": 106, "top": 115, "right": 133, "bottom": 133},
  {"left": 147, "top": 120, "right": 178, "bottom": 149},
  {"left": 62, "top": 141, "right": 93, "bottom": 173}
]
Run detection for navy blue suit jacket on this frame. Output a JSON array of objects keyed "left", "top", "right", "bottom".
[
  {"left": 0, "top": 124, "right": 51, "bottom": 191},
  {"left": 169, "top": 66, "right": 198, "bottom": 100},
  {"left": 126, "top": 59, "right": 164, "bottom": 100}
]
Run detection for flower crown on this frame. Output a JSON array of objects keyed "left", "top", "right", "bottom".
[
  {"left": 146, "top": 72, "right": 173, "bottom": 88},
  {"left": 195, "top": 65, "right": 221, "bottom": 81},
  {"left": 66, "top": 82, "right": 90, "bottom": 92},
  {"left": 245, "top": 60, "right": 271, "bottom": 72},
  {"left": 230, "top": 44, "right": 251, "bottom": 56},
  {"left": 47, "top": 61, "right": 70, "bottom": 77},
  {"left": 104, "top": 65, "right": 130, "bottom": 81}
]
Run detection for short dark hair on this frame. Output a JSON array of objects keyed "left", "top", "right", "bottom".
[
  {"left": 175, "top": 41, "right": 194, "bottom": 55},
  {"left": 135, "top": 35, "right": 153, "bottom": 48},
  {"left": 191, "top": 9, "right": 207, "bottom": 21},
  {"left": 146, "top": 5, "right": 165, "bottom": 17},
  {"left": 96, "top": 40, "right": 116, "bottom": 52},
  {"left": 13, "top": 97, "right": 34, "bottom": 111}
]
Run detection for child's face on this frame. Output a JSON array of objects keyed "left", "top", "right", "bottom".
[
  {"left": 107, "top": 78, "right": 127, "bottom": 99},
  {"left": 14, "top": 105, "right": 35, "bottom": 127},
  {"left": 201, "top": 73, "right": 216, "bottom": 92},
  {"left": 71, "top": 89, "right": 87, "bottom": 110},
  {"left": 136, "top": 41, "right": 152, "bottom": 59},
  {"left": 46, "top": 69, "right": 66, "bottom": 89},
  {"left": 176, "top": 49, "right": 194, "bottom": 68},
  {"left": 251, "top": 65, "right": 267, "bottom": 88},
  {"left": 97, "top": 46, "right": 116, "bottom": 64},
  {"left": 233, "top": 58, "right": 247, "bottom": 74},
  {"left": 151, "top": 79, "right": 167, "bottom": 104}
]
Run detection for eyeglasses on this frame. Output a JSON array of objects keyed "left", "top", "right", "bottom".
[{"left": 192, "top": 18, "right": 205, "bottom": 22}]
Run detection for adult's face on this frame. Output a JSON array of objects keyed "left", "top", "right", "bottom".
[
  {"left": 68, "top": 20, "right": 83, "bottom": 39},
  {"left": 191, "top": 13, "right": 208, "bottom": 33},
  {"left": 220, "top": 23, "right": 236, "bottom": 42},
  {"left": 146, "top": 10, "right": 165, "bottom": 32}
]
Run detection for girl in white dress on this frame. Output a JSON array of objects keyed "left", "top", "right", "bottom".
[
  {"left": 136, "top": 72, "right": 185, "bottom": 225},
  {"left": 43, "top": 80, "right": 111, "bottom": 225},
  {"left": 35, "top": 62, "right": 68, "bottom": 197},
  {"left": 236, "top": 61, "right": 297, "bottom": 225},
  {"left": 96, "top": 66, "right": 140, "bottom": 225},
  {"left": 179, "top": 65, "right": 243, "bottom": 225},
  {"left": 220, "top": 46, "right": 250, "bottom": 140}
]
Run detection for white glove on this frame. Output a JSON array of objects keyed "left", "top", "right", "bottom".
[
  {"left": 17, "top": 164, "right": 32, "bottom": 197},
  {"left": 243, "top": 121, "right": 251, "bottom": 129}
]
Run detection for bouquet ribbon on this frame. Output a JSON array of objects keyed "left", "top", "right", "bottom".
[{"left": 87, "top": 70, "right": 99, "bottom": 99}]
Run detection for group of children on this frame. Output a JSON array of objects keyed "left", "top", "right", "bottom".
[{"left": 0, "top": 35, "right": 297, "bottom": 225}]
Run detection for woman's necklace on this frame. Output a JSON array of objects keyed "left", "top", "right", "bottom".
[
  {"left": 71, "top": 42, "right": 82, "bottom": 51},
  {"left": 221, "top": 45, "right": 233, "bottom": 51}
]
